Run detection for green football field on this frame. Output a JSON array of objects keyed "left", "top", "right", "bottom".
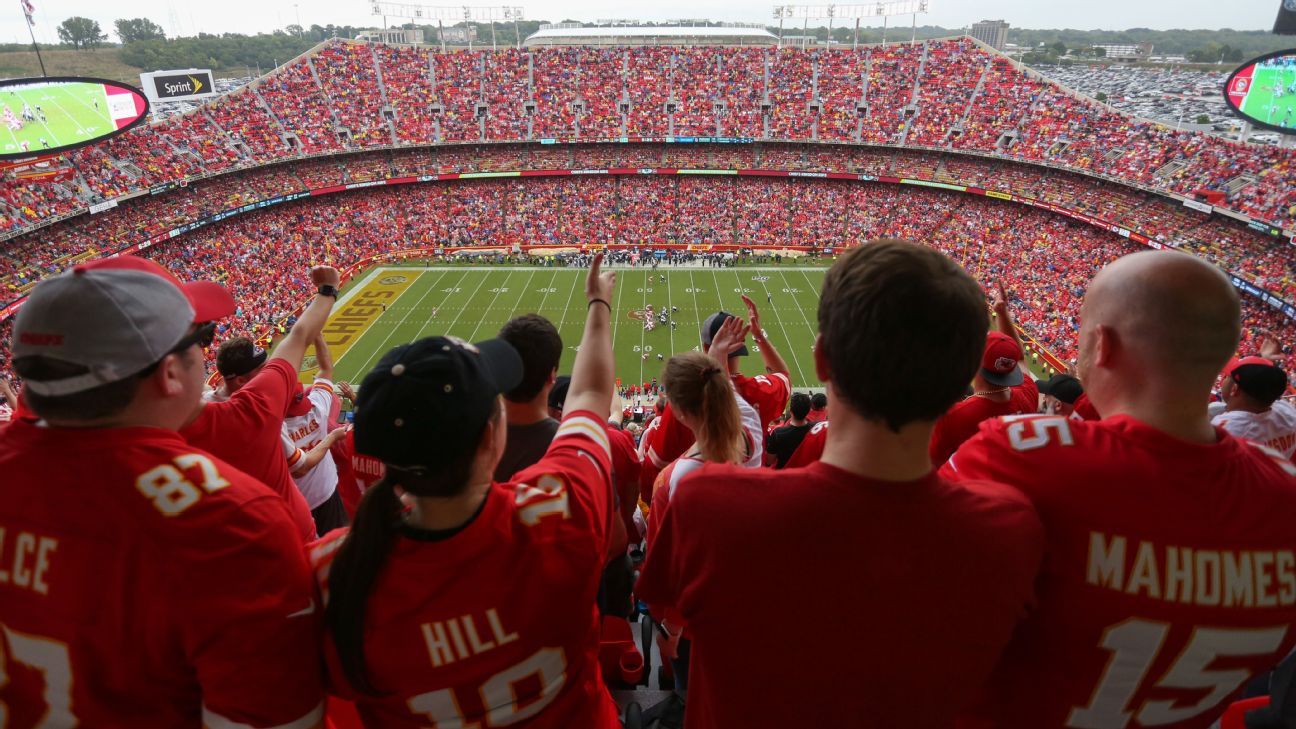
[
  {"left": 0, "top": 82, "right": 114, "bottom": 155},
  {"left": 1240, "top": 64, "right": 1296, "bottom": 129},
  {"left": 318, "top": 265, "right": 827, "bottom": 391}
]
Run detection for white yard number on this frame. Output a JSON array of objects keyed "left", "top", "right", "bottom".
[
  {"left": 536, "top": 287, "right": 557, "bottom": 293},
  {"left": 636, "top": 288, "right": 654, "bottom": 293},
  {"left": 685, "top": 288, "right": 704, "bottom": 293},
  {"left": 135, "top": 454, "right": 230, "bottom": 516},
  {"left": 442, "top": 287, "right": 461, "bottom": 293},
  {"left": 1003, "top": 415, "right": 1074, "bottom": 452},
  {"left": 752, "top": 276, "right": 769, "bottom": 282},
  {"left": 489, "top": 288, "right": 509, "bottom": 293},
  {"left": 733, "top": 288, "right": 752, "bottom": 294},
  {"left": 781, "top": 287, "right": 799, "bottom": 293},
  {"left": 0, "top": 623, "right": 76, "bottom": 728},
  {"left": 632, "top": 346, "right": 653, "bottom": 353},
  {"left": 408, "top": 647, "right": 566, "bottom": 727},
  {"left": 1067, "top": 620, "right": 1286, "bottom": 728}
]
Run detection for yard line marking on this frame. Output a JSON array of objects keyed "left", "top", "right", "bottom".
[
  {"left": 346, "top": 269, "right": 449, "bottom": 378},
  {"left": 468, "top": 269, "right": 530, "bottom": 341}
]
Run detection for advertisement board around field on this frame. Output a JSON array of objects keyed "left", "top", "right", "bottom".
[{"left": 139, "top": 69, "right": 216, "bottom": 103}]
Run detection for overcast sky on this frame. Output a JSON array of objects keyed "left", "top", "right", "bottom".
[{"left": 7, "top": 0, "right": 1283, "bottom": 46}]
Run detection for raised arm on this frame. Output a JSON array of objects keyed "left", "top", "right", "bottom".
[
  {"left": 0, "top": 377, "right": 16, "bottom": 410},
  {"left": 291, "top": 426, "right": 349, "bottom": 477},
  {"left": 1256, "top": 329, "right": 1284, "bottom": 366},
  {"left": 992, "top": 283, "right": 1021, "bottom": 348},
  {"left": 271, "top": 266, "right": 340, "bottom": 370},
  {"left": 313, "top": 334, "right": 335, "bottom": 382},
  {"left": 741, "top": 294, "right": 789, "bottom": 376},
  {"left": 564, "top": 254, "right": 616, "bottom": 419}
]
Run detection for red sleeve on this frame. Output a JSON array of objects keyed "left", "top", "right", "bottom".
[
  {"left": 643, "top": 404, "right": 693, "bottom": 470},
  {"left": 637, "top": 464, "right": 705, "bottom": 621},
  {"left": 606, "top": 425, "right": 641, "bottom": 550},
  {"left": 509, "top": 410, "right": 615, "bottom": 558},
  {"left": 784, "top": 421, "right": 828, "bottom": 469},
  {"left": 171, "top": 492, "right": 324, "bottom": 729},
  {"left": 1074, "top": 393, "right": 1101, "bottom": 421},
  {"left": 238, "top": 359, "right": 299, "bottom": 419},
  {"left": 735, "top": 373, "right": 791, "bottom": 429},
  {"left": 929, "top": 410, "right": 970, "bottom": 466}
]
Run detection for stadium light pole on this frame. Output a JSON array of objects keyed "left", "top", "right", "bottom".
[
  {"left": 370, "top": 3, "right": 524, "bottom": 51},
  {"left": 773, "top": 2, "right": 927, "bottom": 50}
]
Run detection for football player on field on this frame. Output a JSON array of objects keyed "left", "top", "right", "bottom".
[
  {"left": 639, "top": 240, "right": 1044, "bottom": 728},
  {"left": 946, "top": 250, "right": 1296, "bottom": 729},
  {"left": 313, "top": 255, "right": 621, "bottom": 728},
  {"left": 0, "top": 257, "right": 323, "bottom": 728}
]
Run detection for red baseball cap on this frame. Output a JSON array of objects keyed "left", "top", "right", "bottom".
[
  {"left": 980, "top": 331, "right": 1024, "bottom": 387},
  {"left": 1222, "top": 356, "right": 1288, "bottom": 405}
]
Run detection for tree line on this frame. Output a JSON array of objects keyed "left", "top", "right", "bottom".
[{"left": 37, "top": 16, "right": 1296, "bottom": 74}]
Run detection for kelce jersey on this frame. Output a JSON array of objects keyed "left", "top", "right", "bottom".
[
  {"left": 312, "top": 411, "right": 620, "bottom": 729},
  {"left": 944, "top": 414, "right": 1296, "bottom": 729},
  {"left": 0, "top": 420, "right": 322, "bottom": 729}
]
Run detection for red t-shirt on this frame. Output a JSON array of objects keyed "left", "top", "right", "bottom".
[
  {"left": 606, "top": 425, "right": 641, "bottom": 552},
  {"left": 944, "top": 414, "right": 1296, "bottom": 729},
  {"left": 637, "top": 461, "right": 1044, "bottom": 729},
  {"left": 313, "top": 411, "right": 620, "bottom": 728},
  {"left": 783, "top": 420, "right": 829, "bottom": 469},
  {"left": 930, "top": 378, "right": 1039, "bottom": 465},
  {"left": 1073, "top": 392, "right": 1102, "bottom": 421},
  {"left": 805, "top": 407, "right": 828, "bottom": 424},
  {"left": 181, "top": 358, "right": 317, "bottom": 542},
  {"left": 0, "top": 421, "right": 323, "bottom": 728}
]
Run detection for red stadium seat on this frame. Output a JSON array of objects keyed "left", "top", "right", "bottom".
[{"left": 599, "top": 615, "right": 645, "bottom": 686}]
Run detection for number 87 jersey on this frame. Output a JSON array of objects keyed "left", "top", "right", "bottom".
[{"left": 942, "top": 413, "right": 1296, "bottom": 729}]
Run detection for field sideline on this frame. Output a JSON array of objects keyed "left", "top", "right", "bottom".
[{"left": 309, "top": 265, "right": 828, "bottom": 390}]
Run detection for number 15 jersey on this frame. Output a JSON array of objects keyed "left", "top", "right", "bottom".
[{"left": 944, "top": 413, "right": 1296, "bottom": 729}]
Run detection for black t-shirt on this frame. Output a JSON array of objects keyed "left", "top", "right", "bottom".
[
  {"left": 492, "top": 417, "right": 560, "bottom": 482},
  {"left": 767, "top": 422, "right": 813, "bottom": 469}
]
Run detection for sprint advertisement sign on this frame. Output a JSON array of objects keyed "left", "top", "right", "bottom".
[{"left": 139, "top": 69, "right": 216, "bottom": 103}]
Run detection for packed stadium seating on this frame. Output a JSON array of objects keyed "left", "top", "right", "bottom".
[{"left": 2, "top": 37, "right": 1296, "bottom": 243}]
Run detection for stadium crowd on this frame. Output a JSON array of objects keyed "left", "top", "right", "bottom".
[
  {"left": 1, "top": 37, "right": 1295, "bottom": 240},
  {"left": 2, "top": 229, "right": 1295, "bottom": 727}
]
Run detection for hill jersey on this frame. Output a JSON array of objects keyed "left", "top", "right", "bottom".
[
  {"left": 783, "top": 420, "right": 829, "bottom": 469},
  {"left": 0, "top": 420, "right": 322, "bottom": 728},
  {"left": 944, "top": 414, "right": 1296, "bottom": 729},
  {"left": 637, "top": 460, "right": 1044, "bottom": 729},
  {"left": 312, "top": 411, "right": 620, "bottom": 728}
]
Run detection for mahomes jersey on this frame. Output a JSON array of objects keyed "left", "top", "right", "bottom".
[
  {"left": 312, "top": 411, "right": 620, "bottom": 728},
  {"left": 944, "top": 413, "right": 1296, "bottom": 729},
  {"left": 0, "top": 420, "right": 322, "bottom": 729}
]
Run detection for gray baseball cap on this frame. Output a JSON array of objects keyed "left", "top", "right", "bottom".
[
  {"left": 13, "top": 256, "right": 234, "bottom": 396},
  {"left": 701, "top": 311, "right": 749, "bottom": 357}
]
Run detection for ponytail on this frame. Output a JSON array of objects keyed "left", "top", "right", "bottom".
[
  {"left": 325, "top": 476, "right": 403, "bottom": 696},
  {"left": 663, "top": 352, "right": 745, "bottom": 465}
]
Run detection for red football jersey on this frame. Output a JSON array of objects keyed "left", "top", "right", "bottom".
[
  {"left": 181, "top": 358, "right": 317, "bottom": 542},
  {"left": 0, "top": 420, "right": 323, "bottom": 728},
  {"left": 783, "top": 420, "right": 828, "bottom": 469},
  {"left": 606, "top": 425, "right": 641, "bottom": 552},
  {"left": 638, "top": 461, "right": 1043, "bottom": 728},
  {"left": 313, "top": 411, "right": 620, "bottom": 728},
  {"left": 944, "top": 414, "right": 1296, "bottom": 729},
  {"left": 732, "top": 372, "right": 791, "bottom": 430},
  {"left": 930, "top": 378, "right": 1039, "bottom": 465}
]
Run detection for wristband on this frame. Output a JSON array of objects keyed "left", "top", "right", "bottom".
[{"left": 588, "top": 298, "right": 611, "bottom": 312}]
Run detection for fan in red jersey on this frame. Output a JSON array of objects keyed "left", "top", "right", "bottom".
[
  {"left": 929, "top": 284, "right": 1039, "bottom": 464},
  {"left": 0, "top": 256, "right": 323, "bottom": 728},
  {"left": 313, "top": 255, "right": 622, "bottom": 728},
  {"left": 639, "top": 240, "right": 1044, "bottom": 728},
  {"left": 639, "top": 295, "right": 789, "bottom": 484},
  {"left": 945, "top": 250, "right": 1296, "bottom": 729}
]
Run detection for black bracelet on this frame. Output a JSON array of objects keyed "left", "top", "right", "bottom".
[{"left": 589, "top": 298, "right": 611, "bottom": 311}]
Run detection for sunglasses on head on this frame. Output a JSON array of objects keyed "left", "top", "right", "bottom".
[{"left": 168, "top": 321, "right": 217, "bottom": 355}]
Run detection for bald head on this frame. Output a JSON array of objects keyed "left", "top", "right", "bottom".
[{"left": 1081, "top": 250, "right": 1240, "bottom": 386}]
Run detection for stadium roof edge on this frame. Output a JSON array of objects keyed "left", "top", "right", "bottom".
[{"left": 523, "top": 25, "right": 778, "bottom": 46}]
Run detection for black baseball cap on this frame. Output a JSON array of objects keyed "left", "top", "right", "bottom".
[
  {"left": 548, "top": 375, "right": 572, "bottom": 412},
  {"left": 1038, "top": 373, "right": 1084, "bottom": 405},
  {"left": 354, "top": 336, "right": 523, "bottom": 469},
  {"left": 1223, "top": 356, "right": 1289, "bottom": 406},
  {"left": 701, "top": 311, "right": 749, "bottom": 357}
]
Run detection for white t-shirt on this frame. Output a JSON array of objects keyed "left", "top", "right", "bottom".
[
  {"left": 1212, "top": 400, "right": 1296, "bottom": 459},
  {"left": 282, "top": 378, "right": 338, "bottom": 509}
]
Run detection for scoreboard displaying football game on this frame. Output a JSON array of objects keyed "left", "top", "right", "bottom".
[{"left": 1225, "top": 49, "right": 1296, "bottom": 134}]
